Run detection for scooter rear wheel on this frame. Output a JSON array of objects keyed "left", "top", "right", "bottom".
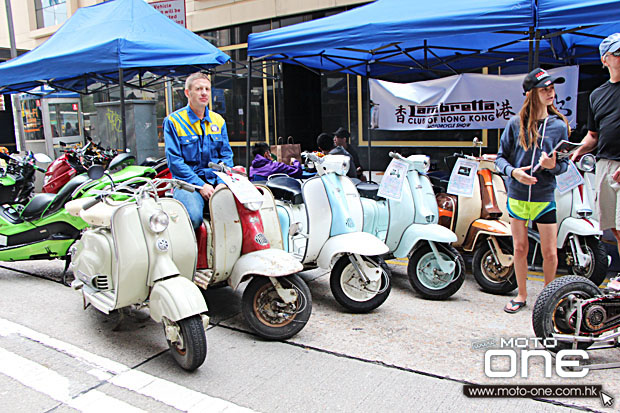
[
  {"left": 408, "top": 244, "right": 464, "bottom": 300},
  {"left": 242, "top": 274, "right": 312, "bottom": 340},
  {"left": 330, "top": 255, "right": 391, "bottom": 313},
  {"left": 532, "top": 275, "right": 600, "bottom": 352},
  {"left": 472, "top": 241, "right": 516, "bottom": 295},
  {"left": 166, "top": 315, "right": 207, "bottom": 371}
]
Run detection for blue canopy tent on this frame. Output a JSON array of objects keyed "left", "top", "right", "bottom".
[
  {"left": 247, "top": 0, "right": 620, "bottom": 170},
  {"left": 0, "top": 0, "right": 230, "bottom": 149}
]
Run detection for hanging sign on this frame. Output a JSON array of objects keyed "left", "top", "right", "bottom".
[
  {"left": 150, "top": 0, "right": 186, "bottom": 27},
  {"left": 369, "top": 66, "right": 578, "bottom": 131},
  {"left": 447, "top": 158, "right": 479, "bottom": 198},
  {"left": 377, "top": 159, "right": 408, "bottom": 201}
]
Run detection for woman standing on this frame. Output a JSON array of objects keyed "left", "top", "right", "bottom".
[{"left": 495, "top": 68, "right": 570, "bottom": 313}]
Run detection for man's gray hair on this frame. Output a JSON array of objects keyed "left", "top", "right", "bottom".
[{"left": 185, "top": 72, "right": 210, "bottom": 90}]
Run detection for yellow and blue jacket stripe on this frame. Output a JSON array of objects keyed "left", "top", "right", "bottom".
[{"left": 163, "top": 104, "right": 233, "bottom": 186}]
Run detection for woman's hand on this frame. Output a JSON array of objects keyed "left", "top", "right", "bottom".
[
  {"left": 539, "top": 151, "right": 556, "bottom": 170},
  {"left": 512, "top": 166, "right": 537, "bottom": 185}
]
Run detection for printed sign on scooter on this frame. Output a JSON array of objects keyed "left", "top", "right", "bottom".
[
  {"left": 555, "top": 160, "right": 584, "bottom": 194},
  {"left": 214, "top": 171, "right": 264, "bottom": 204},
  {"left": 378, "top": 159, "right": 408, "bottom": 201},
  {"left": 447, "top": 158, "right": 479, "bottom": 198}
]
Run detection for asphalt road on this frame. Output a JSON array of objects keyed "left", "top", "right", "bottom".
[{"left": 0, "top": 259, "right": 617, "bottom": 412}]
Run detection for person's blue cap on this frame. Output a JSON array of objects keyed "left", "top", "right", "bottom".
[{"left": 600, "top": 33, "right": 620, "bottom": 58}]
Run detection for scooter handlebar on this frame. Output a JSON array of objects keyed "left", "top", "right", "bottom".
[{"left": 208, "top": 162, "right": 225, "bottom": 172}]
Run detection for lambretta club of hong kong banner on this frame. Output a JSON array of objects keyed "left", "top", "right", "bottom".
[{"left": 369, "top": 66, "right": 578, "bottom": 131}]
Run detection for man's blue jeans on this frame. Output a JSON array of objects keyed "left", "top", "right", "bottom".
[{"left": 174, "top": 188, "right": 206, "bottom": 230}]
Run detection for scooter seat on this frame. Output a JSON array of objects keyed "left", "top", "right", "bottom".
[
  {"left": 21, "top": 174, "right": 90, "bottom": 221},
  {"left": 356, "top": 182, "right": 380, "bottom": 200},
  {"left": 266, "top": 176, "right": 303, "bottom": 205}
]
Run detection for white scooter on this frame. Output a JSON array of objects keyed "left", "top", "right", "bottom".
[
  {"left": 192, "top": 162, "right": 312, "bottom": 340},
  {"left": 267, "top": 153, "right": 391, "bottom": 313},
  {"left": 357, "top": 152, "right": 465, "bottom": 300},
  {"left": 526, "top": 153, "right": 607, "bottom": 286},
  {"left": 67, "top": 167, "right": 208, "bottom": 371}
]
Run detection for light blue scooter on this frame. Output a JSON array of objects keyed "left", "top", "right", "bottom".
[
  {"left": 357, "top": 152, "right": 465, "bottom": 300},
  {"left": 267, "top": 153, "right": 391, "bottom": 313}
]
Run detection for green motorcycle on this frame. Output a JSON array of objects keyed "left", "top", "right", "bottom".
[{"left": 0, "top": 154, "right": 155, "bottom": 265}]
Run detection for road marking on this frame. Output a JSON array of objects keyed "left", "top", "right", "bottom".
[
  {"left": 0, "top": 347, "right": 144, "bottom": 412},
  {"left": 0, "top": 317, "right": 255, "bottom": 412}
]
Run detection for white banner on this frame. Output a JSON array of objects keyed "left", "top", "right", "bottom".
[{"left": 369, "top": 66, "right": 578, "bottom": 131}]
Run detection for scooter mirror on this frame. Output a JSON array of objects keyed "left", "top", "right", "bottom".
[
  {"left": 33, "top": 153, "right": 53, "bottom": 163},
  {"left": 577, "top": 154, "right": 596, "bottom": 172},
  {"left": 87, "top": 165, "right": 105, "bottom": 180}
]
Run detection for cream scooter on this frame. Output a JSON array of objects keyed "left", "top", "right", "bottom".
[
  {"left": 192, "top": 162, "right": 312, "bottom": 340},
  {"left": 67, "top": 169, "right": 208, "bottom": 371}
]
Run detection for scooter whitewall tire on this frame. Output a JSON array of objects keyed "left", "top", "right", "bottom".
[
  {"left": 242, "top": 274, "right": 312, "bottom": 340},
  {"left": 330, "top": 255, "right": 391, "bottom": 313},
  {"left": 472, "top": 241, "right": 516, "bottom": 295},
  {"left": 408, "top": 244, "right": 464, "bottom": 300},
  {"left": 532, "top": 275, "right": 600, "bottom": 352},
  {"left": 568, "top": 236, "right": 607, "bottom": 287},
  {"left": 166, "top": 315, "right": 207, "bottom": 371}
]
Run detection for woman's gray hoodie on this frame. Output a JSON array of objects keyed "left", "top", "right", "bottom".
[{"left": 495, "top": 114, "right": 569, "bottom": 202}]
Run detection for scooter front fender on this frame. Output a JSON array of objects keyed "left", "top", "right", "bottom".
[
  {"left": 229, "top": 248, "right": 303, "bottom": 290},
  {"left": 392, "top": 224, "right": 457, "bottom": 259},
  {"left": 316, "top": 232, "right": 389, "bottom": 270},
  {"left": 557, "top": 217, "right": 601, "bottom": 248},
  {"left": 461, "top": 219, "right": 511, "bottom": 252},
  {"left": 149, "top": 277, "right": 208, "bottom": 323}
]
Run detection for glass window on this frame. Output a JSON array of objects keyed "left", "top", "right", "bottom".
[
  {"left": 21, "top": 99, "right": 44, "bottom": 141},
  {"left": 35, "top": 0, "right": 68, "bottom": 29}
]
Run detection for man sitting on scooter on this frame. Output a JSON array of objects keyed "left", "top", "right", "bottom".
[
  {"left": 164, "top": 72, "right": 233, "bottom": 229},
  {"left": 249, "top": 142, "right": 303, "bottom": 180},
  {"left": 317, "top": 132, "right": 357, "bottom": 179}
]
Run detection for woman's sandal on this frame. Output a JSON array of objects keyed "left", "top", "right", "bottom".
[{"left": 504, "top": 299, "right": 527, "bottom": 314}]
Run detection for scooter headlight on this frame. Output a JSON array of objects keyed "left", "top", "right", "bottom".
[
  {"left": 149, "top": 210, "right": 169, "bottom": 233},
  {"left": 577, "top": 154, "right": 596, "bottom": 172}
]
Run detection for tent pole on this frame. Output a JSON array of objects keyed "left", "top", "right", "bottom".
[
  {"left": 533, "top": 29, "right": 541, "bottom": 68},
  {"left": 245, "top": 57, "right": 253, "bottom": 171},
  {"left": 366, "top": 65, "right": 372, "bottom": 178},
  {"left": 119, "top": 68, "right": 127, "bottom": 151},
  {"left": 527, "top": 26, "right": 534, "bottom": 72}
]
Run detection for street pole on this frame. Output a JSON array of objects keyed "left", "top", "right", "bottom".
[{"left": 5, "top": 0, "right": 26, "bottom": 152}]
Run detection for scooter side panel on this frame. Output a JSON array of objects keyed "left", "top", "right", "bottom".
[
  {"left": 210, "top": 188, "right": 242, "bottom": 284},
  {"left": 302, "top": 177, "right": 331, "bottom": 263},
  {"left": 360, "top": 197, "right": 389, "bottom": 242},
  {"left": 255, "top": 185, "right": 284, "bottom": 250},
  {"left": 110, "top": 205, "right": 150, "bottom": 308},
  {"left": 557, "top": 216, "right": 601, "bottom": 248},
  {"left": 555, "top": 187, "right": 572, "bottom": 222},
  {"left": 72, "top": 230, "right": 113, "bottom": 290},
  {"left": 158, "top": 198, "right": 198, "bottom": 281},
  {"left": 149, "top": 276, "right": 208, "bottom": 322}
]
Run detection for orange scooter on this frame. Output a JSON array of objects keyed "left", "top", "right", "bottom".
[{"left": 431, "top": 152, "right": 516, "bottom": 294}]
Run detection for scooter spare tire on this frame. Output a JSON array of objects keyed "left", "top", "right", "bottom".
[
  {"left": 330, "top": 255, "right": 391, "bottom": 313},
  {"left": 242, "top": 274, "right": 312, "bottom": 340},
  {"left": 532, "top": 275, "right": 600, "bottom": 352},
  {"left": 472, "top": 240, "right": 517, "bottom": 295},
  {"left": 408, "top": 243, "right": 464, "bottom": 300},
  {"left": 569, "top": 236, "right": 608, "bottom": 288},
  {"left": 166, "top": 315, "right": 207, "bottom": 371}
]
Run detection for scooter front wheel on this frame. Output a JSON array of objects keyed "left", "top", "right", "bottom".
[
  {"left": 472, "top": 240, "right": 516, "bottom": 295},
  {"left": 408, "top": 244, "right": 464, "bottom": 300},
  {"left": 165, "top": 315, "right": 207, "bottom": 371},
  {"left": 330, "top": 255, "right": 391, "bottom": 313},
  {"left": 532, "top": 275, "right": 600, "bottom": 352},
  {"left": 242, "top": 274, "right": 312, "bottom": 340},
  {"left": 568, "top": 236, "right": 607, "bottom": 287}
]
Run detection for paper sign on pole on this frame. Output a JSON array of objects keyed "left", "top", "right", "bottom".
[
  {"left": 377, "top": 159, "right": 408, "bottom": 201},
  {"left": 447, "top": 158, "right": 479, "bottom": 198},
  {"left": 214, "top": 171, "right": 263, "bottom": 204}
]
